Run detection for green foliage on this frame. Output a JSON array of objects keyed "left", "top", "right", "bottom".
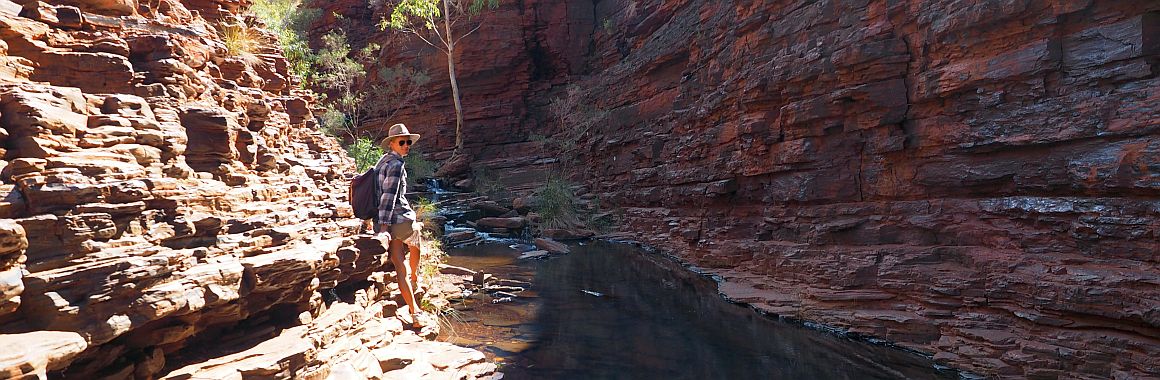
[
  {"left": 381, "top": 0, "right": 499, "bottom": 31},
  {"left": 383, "top": 0, "right": 440, "bottom": 30},
  {"left": 312, "top": 30, "right": 429, "bottom": 147},
  {"left": 250, "top": 0, "right": 319, "bottom": 85},
  {"left": 319, "top": 107, "right": 346, "bottom": 137},
  {"left": 528, "top": 177, "right": 619, "bottom": 232},
  {"left": 416, "top": 223, "right": 448, "bottom": 293},
  {"left": 404, "top": 152, "right": 437, "bottom": 186},
  {"left": 466, "top": 0, "right": 500, "bottom": 16},
  {"left": 413, "top": 197, "right": 438, "bottom": 220},
  {"left": 535, "top": 177, "right": 582, "bottom": 230},
  {"left": 315, "top": 30, "right": 366, "bottom": 93},
  {"left": 348, "top": 137, "right": 383, "bottom": 171},
  {"left": 601, "top": 18, "right": 614, "bottom": 33},
  {"left": 250, "top": 0, "right": 428, "bottom": 168}
]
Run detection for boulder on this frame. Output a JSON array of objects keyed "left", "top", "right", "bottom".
[
  {"left": 475, "top": 217, "right": 526, "bottom": 230},
  {"left": 371, "top": 335, "right": 496, "bottom": 379},
  {"left": 452, "top": 178, "right": 473, "bottom": 190},
  {"left": 0, "top": 332, "right": 88, "bottom": 379},
  {"left": 534, "top": 238, "right": 569, "bottom": 254},
  {"left": 18, "top": 2, "right": 85, "bottom": 28},
  {"left": 60, "top": 0, "right": 136, "bottom": 16},
  {"left": 512, "top": 196, "right": 539, "bottom": 213},
  {"left": 468, "top": 200, "right": 510, "bottom": 217},
  {"left": 517, "top": 250, "right": 549, "bottom": 260},
  {"left": 101, "top": 94, "right": 155, "bottom": 119},
  {"left": 436, "top": 154, "right": 471, "bottom": 179}
]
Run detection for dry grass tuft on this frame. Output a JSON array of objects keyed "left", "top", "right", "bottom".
[{"left": 219, "top": 21, "right": 262, "bottom": 58}]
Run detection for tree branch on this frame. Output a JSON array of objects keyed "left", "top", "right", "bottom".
[
  {"left": 407, "top": 29, "right": 449, "bottom": 54},
  {"left": 454, "top": 23, "right": 483, "bottom": 45},
  {"left": 426, "top": 16, "right": 453, "bottom": 48}
]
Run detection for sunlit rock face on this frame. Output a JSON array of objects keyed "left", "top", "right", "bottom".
[
  {"left": 352, "top": 0, "right": 1160, "bottom": 377},
  {"left": 0, "top": 0, "right": 416, "bottom": 377}
]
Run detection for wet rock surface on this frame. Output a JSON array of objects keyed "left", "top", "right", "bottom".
[
  {"left": 342, "top": 0, "right": 1160, "bottom": 377},
  {"left": 0, "top": 1, "right": 491, "bottom": 379}
]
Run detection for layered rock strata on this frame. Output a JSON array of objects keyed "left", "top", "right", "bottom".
[
  {"left": 349, "top": 0, "right": 1160, "bottom": 377},
  {"left": 0, "top": 0, "right": 493, "bottom": 378}
]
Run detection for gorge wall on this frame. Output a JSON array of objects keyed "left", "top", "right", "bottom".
[
  {"left": 0, "top": 0, "right": 498, "bottom": 379},
  {"left": 342, "top": 0, "right": 1160, "bottom": 378}
]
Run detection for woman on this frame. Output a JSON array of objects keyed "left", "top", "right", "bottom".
[{"left": 374, "top": 123, "right": 425, "bottom": 328}]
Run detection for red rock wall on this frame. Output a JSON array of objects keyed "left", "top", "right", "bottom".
[
  {"left": 0, "top": 0, "right": 415, "bottom": 378},
  {"left": 350, "top": 0, "right": 1160, "bottom": 377}
]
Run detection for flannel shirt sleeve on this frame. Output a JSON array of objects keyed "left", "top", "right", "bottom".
[{"left": 377, "top": 159, "right": 404, "bottom": 226}]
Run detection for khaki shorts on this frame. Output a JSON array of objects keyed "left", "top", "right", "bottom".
[
  {"left": 388, "top": 220, "right": 422, "bottom": 246},
  {"left": 389, "top": 221, "right": 414, "bottom": 241}
]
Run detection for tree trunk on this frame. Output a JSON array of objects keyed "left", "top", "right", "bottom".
[
  {"left": 447, "top": 52, "right": 464, "bottom": 153},
  {"left": 443, "top": 0, "right": 465, "bottom": 153}
]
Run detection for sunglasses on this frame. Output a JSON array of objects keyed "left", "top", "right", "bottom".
[{"left": 397, "top": 139, "right": 413, "bottom": 146}]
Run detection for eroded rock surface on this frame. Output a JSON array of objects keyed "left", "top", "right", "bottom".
[
  {"left": 0, "top": 0, "right": 492, "bottom": 379},
  {"left": 347, "top": 0, "right": 1160, "bottom": 377}
]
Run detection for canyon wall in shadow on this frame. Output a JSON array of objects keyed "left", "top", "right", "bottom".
[{"left": 330, "top": 0, "right": 1160, "bottom": 377}]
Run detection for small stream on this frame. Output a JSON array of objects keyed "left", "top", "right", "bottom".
[{"left": 438, "top": 240, "right": 958, "bottom": 380}]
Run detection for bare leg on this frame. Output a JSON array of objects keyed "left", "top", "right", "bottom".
[
  {"left": 408, "top": 243, "right": 421, "bottom": 291},
  {"left": 389, "top": 239, "right": 420, "bottom": 327}
]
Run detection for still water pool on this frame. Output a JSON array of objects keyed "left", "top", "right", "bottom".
[{"left": 441, "top": 241, "right": 957, "bottom": 380}]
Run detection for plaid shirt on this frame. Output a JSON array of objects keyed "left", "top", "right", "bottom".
[{"left": 376, "top": 152, "right": 416, "bottom": 227}]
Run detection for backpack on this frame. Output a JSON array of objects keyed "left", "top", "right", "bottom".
[
  {"left": 350, "top": 165, "right": 380, "bottom": 220},
  {"left": 350, "top": 155, "right": 402, "bottom": 220},
  {"left": 350, "top": 155, "right": 389, "bottom": 220}
]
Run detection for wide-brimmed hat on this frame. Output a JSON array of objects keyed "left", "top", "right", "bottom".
[{"left": 379, "top": 123, "right": 420, "bottom": 147}]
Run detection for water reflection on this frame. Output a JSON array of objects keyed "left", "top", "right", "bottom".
[{"left": 445, "top": 241, "right": 956, "bottom": 380}]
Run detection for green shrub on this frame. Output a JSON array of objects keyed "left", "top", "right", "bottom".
[
  {"left": 404, "top": 152, "right": 436, "bottom": 186},
  {"left": 251, "top": 0, "right": 320, "bottom": 86},
  {"left": 319, "top": 107, "right": 346, "bottom": 137},
  {"left": 315, "top": 30, "right": 366, "bottom": 92},
  {"left": 348, "top": 137, "right": 382, "bottom": 171},
  {"left": 413, "top": 197, "right": 437, "bottom": 220},
  {"left": 536, "top": 176, "right": 582, "bottom": 230}
]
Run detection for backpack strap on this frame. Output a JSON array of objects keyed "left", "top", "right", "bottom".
[{"left": 373, "top": 154, "right": 391, "bottom": 171}]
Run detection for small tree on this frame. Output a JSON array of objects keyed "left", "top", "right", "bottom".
[
  {"left": 314, "top": 23, "right": 430, "bottom": 169},
  {"left": 548, "top": 84, "right": 609, "bottom": 169},
  {"left": 250, "top": 0, "right": 320, "bottom": 85},
  {"left": 252, "top": 4, "right": 431, "bottom": 168},
  {"left": 379, "top": 0, "right": 500, "bottom": 154}
]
